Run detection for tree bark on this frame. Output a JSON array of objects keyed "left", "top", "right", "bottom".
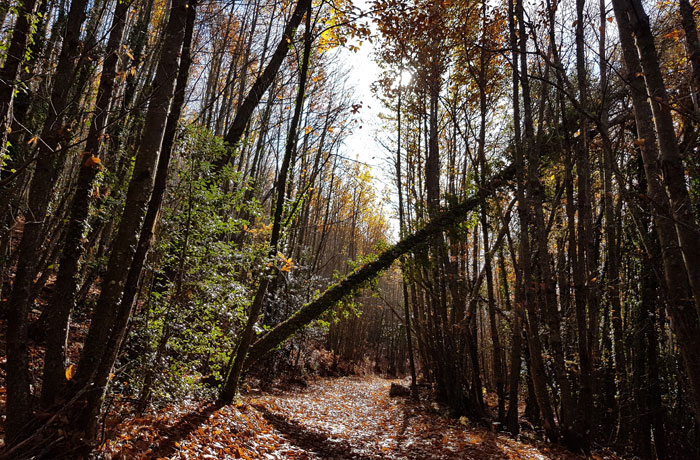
[
  {"left": 40, "top": 0, "right": 131, "bottom": 409},
  {"left": 516, "top": 0, "right": 559, "bottom": 441},
  {"left": 505, "top": 0, "right": 523, "bottom": 435},
  {"left": 613, "top": 0, "right": 700, "bottom": 425},
  {"left": 679, "top": 0, "right": 700, "bottom": 101},
  {"left": 73, "top": 0, "right": 191, "bottom": 409},
  {"left": 0, "top": 0, "right": 41, "bottom": 174},
  {"left": 220, "top": 6, "right": 313, "bottom": 403},
  {"left": 396, "top": 63, "right": 418, "bottom": 399},
  {"left": 81, "top": 1, "right": 197, "bottom": 440},
  {"left": 4, "top": 0, "right": 89, "bottom": 445},
  {"left": 619, "top": 0, "right": 700, "bottom": 319}
]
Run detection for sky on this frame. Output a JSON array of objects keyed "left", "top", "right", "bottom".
[
  {"left": 333, "top": 0, "right": 401, "bottom": 237},
  {"left": 336, "top": 14, "right": 385, "bottom": 175}
]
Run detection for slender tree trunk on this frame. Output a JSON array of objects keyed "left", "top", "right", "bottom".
[
  {"left": 216, "top": 0, "right": 311, "bottom": 169},
  {"left": 40, "top": 0, "right": 131, "bottom": 409},
  {"left": 613, "top": 0, "right": 700, "bottom": 425},
  {"left": 396, "top": 65, "right": 418, "bottom": 399},
  {"left": 505, "top": 0, "right": 523, "bottom": 435},
  {"left": 515, "top": 0, "right": 558, "bottom": 441},
  {"left": 4, "top": 0, "right": 89, "bottom": 445},
  {"left": 619, "top": 0, "right": 700, "bottom": 319},
  {"left": 679, "top": 0, "right": 700, "bottom": 106},
  {"left": 573, "top": 0, "right": 595, "bottom": 447},
  {"left": 0, "top": 0, "right": 40, "bottom": 173},
  {"left": 72, "top": 0, "right": 191, "bottom": 416},
  {"left": 240, "top": 164, "right": 515, "bottom": 372},
  {"left": 477, "top": 61, "right": 504, "bottom": 423},
  {"left": 597, "top": 0, "right": 629, "bottom": 443},
  {"left": 220, "top": 8, "right": 313, "bottom": 403},
  {"left": 80, "top": 2, "right": 197, "bottom": 441}
]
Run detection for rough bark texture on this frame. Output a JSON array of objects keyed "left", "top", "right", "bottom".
[
  {"left": 4, "top": 0, "right": 89, "bottom": 445},
  {"left": 40, "top": 0, "right": 131, "bottom": 409},
  {"left": 73, "top": 0, "right": 190, "bottom": 406},
  {"left": 612, "top": 0, "right": 700, "bottom": 426}
]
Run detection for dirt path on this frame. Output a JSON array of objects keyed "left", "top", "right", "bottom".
[
  {"left": 247, "top": 377, "right": 583, "bottom": 460},
  {"left": 102, "top": 377, "right": 597, "bottom": 459}
]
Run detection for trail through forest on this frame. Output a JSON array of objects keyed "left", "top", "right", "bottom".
[
  {"left": 5, "top": 0, "right": 700, "bottom": 456},
  {"left": 102, "top": 377, "right": 593, "bottom": 460}
]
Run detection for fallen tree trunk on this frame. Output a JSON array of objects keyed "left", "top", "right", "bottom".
[{"left": 241, "top": 164, "right": 516, "bottom": 372}]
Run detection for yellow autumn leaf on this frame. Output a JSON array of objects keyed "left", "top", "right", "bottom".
[{"left": 65, "top": 364, "right": 76, "bottom": 381}]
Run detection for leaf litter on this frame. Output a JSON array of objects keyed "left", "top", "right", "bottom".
[{"left": 99, "top": 376, "right": 619, "bottom": 459}]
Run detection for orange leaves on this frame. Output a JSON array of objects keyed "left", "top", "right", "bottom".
[
  {"left": 662, "top": 28, "right": 682, "bottom": 42},
  {"left": 277, "top": 252, "right": 295, "bottom": 272},
  {"left": 243, "top": 222, "right": 272, "bottom": 238},
  {"left": 98, "top": 377, "right": 588, "bottom": 460},
  {"left": 84, "top": 154, "right": 102, "bottom": 167},
  {"left": 65, "top": 364, "right": 76, "bottom": 381}
]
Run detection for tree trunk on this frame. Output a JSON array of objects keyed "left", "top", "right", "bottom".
[
  {"left": 396, "top": 63, "right": 418, "bottom": 399},
  {"left": 619, "top": 0, "right": 700, "bottom": 319},
  {"left": 216, "top": 0, "right": 311, "bottom": 169},
  {"left": 515, "top": 0, "right": 559, "bottom": 441},
  {"left": 679, "top": 0, "right": 700, "bottom": 103},
  {"left": 72, "top": 0, "right": 191, "bottom": 430},
  {"left": 220, "top": 7, "right": 313, "bottom": 403},
  {"left": 4, "top": 0, "right": 89, "bottom": 445},
  {"left": 613, "top": 0, "right": 700, "bottom": 425},
  {"left": 597, "top": 0, "right": 629, "bottom": 444},
  {"left": 0, "top": 0, "right": 41, "bottom": 174},
  {"left": 40, "top": 0, "right": 131, "bottom": 409},
  {"left": 240, "top": 165, "right": 515, "bottom": 371},
  {"left": 505, "top": 0, "right": 522, "bottom": 435}
]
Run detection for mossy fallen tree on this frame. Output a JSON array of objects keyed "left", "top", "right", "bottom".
[{"left": 241, "top": 164, "right": 516, "bottom": 371}]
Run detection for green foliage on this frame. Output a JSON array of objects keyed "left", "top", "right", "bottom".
[{"left": 123, "top": 126, "right": 264, "bottom": 406}]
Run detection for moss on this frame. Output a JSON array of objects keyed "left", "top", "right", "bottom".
[{"left": 243, "top": 164, "right": 516, "bottom": 370}]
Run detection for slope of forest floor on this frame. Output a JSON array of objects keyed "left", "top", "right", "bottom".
[{"left": 99, "top": 376, "right": 615, "bottom": 460}]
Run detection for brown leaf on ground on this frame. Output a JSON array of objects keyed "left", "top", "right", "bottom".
[{"left": 99, "top": 376, "right": 620, "bottom": 460}]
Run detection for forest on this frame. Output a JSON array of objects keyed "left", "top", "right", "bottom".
[{"left": 1, "top": 0, "right": 700, "bottom": 457}]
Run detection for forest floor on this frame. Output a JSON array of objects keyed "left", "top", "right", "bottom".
[{"left": 99, "top": 376, "right": 613, "bottom": 460}]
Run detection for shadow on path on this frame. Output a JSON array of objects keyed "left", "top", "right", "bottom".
[
  {"left": 148, "top": 401, "right": 224, "bottom": 458},
  {"left": 252, "top": 403, "right": 384, "bottom": 460}
]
